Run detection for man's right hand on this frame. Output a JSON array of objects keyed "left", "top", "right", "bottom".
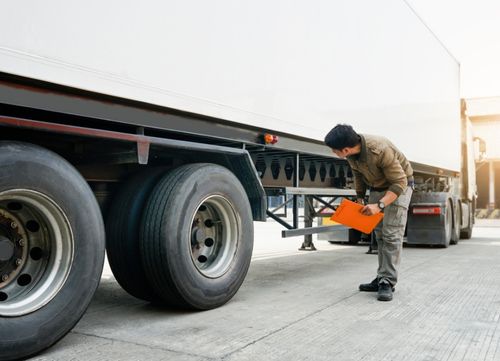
[{"left": 356, "top": 198, "right": 365, "bottom": 205}]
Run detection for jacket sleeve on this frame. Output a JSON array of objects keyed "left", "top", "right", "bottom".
[{"left": 378, "top": 147, "right": 407, "bottom": 196}]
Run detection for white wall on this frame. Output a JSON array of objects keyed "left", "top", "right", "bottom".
[{"left": 473, "top": 122, "right": 500, "bottom": 160}]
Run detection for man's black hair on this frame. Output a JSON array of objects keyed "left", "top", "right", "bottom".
[{"left": 324, "top": 124, "right": 360, "bottom": 150}]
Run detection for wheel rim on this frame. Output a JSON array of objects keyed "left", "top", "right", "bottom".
[
  {"left": 0, "top": 190, "right": 73, "bottom": 316},
  {"left": 190, "top": 195, "right": 240, "bottom": 278}
]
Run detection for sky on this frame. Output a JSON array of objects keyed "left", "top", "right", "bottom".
[{"left": 407, "top": 0, "right": 500, "bottom": 98}]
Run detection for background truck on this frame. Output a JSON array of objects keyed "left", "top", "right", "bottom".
[{"left": 0, "top": 1, "right": 476, "bottom": 359}]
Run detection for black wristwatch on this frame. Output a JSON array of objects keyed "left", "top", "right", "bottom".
[{"left": 378, "top": 201, "right": 385, "bottom": 210}]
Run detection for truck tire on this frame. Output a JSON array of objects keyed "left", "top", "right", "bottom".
[
  {"left": 450, "top": 200, "right": 460, "bottom": 245},
  {"left": 460, "top": 201, "right": 474, "bottom": 239},
  {"left": 442, "top": 200, "right": 452, "bottom": 248},
  {"left": 105, "top": 169, "right": 167, "bottom": 302},
  {"left": 140, "top": 163, "right": 253, "bottom": 310},
  {"left": 0, "top": 142, "right": 105, "bottom": 360},
  {"left": 347, "top": 229, "right": 361, "bottom": 245}
]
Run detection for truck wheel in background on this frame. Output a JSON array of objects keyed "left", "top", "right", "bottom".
[
  {"left": 442, "top": 200, "right": 452, "bottom": 248},
  {"left": 140, "top": 163, "right": 254, "bottom": 310},
  {"left": 347, "top": 229, "right": 361, "bottom": 245},
  {"left": 0, "top": 142, "right": 105, "bottom": 360},
  {"left": 450, "top": 199, "right": 460, "bottom": 245},
  {"left": 105, "top": 168, "right": 168, "bottom": 302},
  {"left": 460, "top": 200, "right": 474, "bottom": 239}
]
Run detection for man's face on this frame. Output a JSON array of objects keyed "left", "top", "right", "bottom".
[{"left": 332, "top": 147, "right": 351, "bottom": 159}]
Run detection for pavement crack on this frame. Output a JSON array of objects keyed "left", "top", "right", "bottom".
[
  {"left": 220, "top": 249, "right": 454, "bottom": 360},
  {"left": 220, "top": 290, "right": 361, "bottom": 360},
  {"left": 71, "top": 331, "right": 217, "bottom": 360}
]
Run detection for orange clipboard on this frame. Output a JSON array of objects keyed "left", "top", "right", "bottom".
[{"left": 330, "top": 198, "right": 383, "bottom": 234}]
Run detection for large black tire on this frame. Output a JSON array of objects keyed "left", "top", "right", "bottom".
[
  {"left": 442, "top": 200, "right": 453, "bottom": 248},
  {"left": 0, "top": 142, "right": 105, "bottom": 360},
  {"left": 106, "top": 168, "right": 167, "bottom": 302},
  {"left": 450, "top": 200, "right": 460, "bottom": 245},
  {"left": 460, "top": 201, "right": 474, "bottom": 239},
  {"left": 347, "top": 229, "right": 361, "bottom": 245},
  {"left": 140, "top": 163, "right": 254, "bottom": 310}
]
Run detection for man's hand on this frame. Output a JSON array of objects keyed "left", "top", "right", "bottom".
[
  {"left": 361, "top": 191, "right": 397, "bottom": 215},
  {"left": 361, "top": 203, "right": 381, "bottom": 215},
  {"left": 356, "top": 198, "right": 365, "bottom": 205}
]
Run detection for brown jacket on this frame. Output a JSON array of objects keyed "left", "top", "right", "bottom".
[{"left": 346, "top": 134, "right": 413, "bottom": 198}]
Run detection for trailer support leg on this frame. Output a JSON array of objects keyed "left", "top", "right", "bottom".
[
  {"left": 293, "top": 154, "right": 300, "bottom": 229},
  {"left": 299, "top": 196, "right": 317, "bottom": 251}
]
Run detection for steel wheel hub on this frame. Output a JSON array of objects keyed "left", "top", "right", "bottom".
[
  {"left": 0, "top": 190, "right": 74, "bottom": 316},
  {"left": 190, "top": 195, "right": 240, "bottom": 278}
]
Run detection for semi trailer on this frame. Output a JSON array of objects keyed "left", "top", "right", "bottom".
[{"left": 0, "top": 1, "right": 475, "bottom": 359}]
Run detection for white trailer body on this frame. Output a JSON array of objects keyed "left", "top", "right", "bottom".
[
  {"left": 1, "top": 0, "right": 460, "bottom": 170},
  {"left": 0, "top": 1, "right": 472, "bottom": 359}
]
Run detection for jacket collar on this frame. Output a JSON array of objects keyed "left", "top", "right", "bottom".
[{"left": 347, "top": 134, "right": 366, "bottom": 162}]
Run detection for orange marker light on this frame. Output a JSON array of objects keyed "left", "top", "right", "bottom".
[{"left": 264, "top": 133, "right": 279, "bottom": 144}]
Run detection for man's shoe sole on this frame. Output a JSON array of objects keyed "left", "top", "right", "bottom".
[
  {"left": 359, "top": 286, "right": 378, "bottom": 292},
  {"left": 377, "top": 294, "right": 393, "bottom": 301},
  {"left": 359, "top": 285, "right": 395, "bottom": 292}
]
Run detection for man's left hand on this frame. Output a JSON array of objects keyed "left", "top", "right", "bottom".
[{"left": 361, "top": 204, "right": 381, "bottom": 215}]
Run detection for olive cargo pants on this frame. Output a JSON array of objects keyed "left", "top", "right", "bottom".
[{"left": 368, "top": 187, "right": 413, "bottom": 286}]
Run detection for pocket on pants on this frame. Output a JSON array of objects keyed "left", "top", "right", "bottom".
[{"left": 384, "top": 204, "right": 408, "bottom": 227}]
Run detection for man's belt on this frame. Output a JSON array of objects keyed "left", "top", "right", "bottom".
[
  {"left": 369, "top": 186, "right": 388, "bottom": 192},
  {"left": 369, "top": 177, "right": 415, "bottom": 193}
]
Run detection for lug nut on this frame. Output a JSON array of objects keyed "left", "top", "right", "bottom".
[
  {"left": 1, "top": 274, "right": 8, "bottom": 282},
  {"left": 10, "top": 222, "right": 17, "bottom": 229},
  {"left": 15, "top": 258, "right": 22, "bottom": 267},
  {"left": 18, "top": 239, "right": 25, "bottom": 247}
]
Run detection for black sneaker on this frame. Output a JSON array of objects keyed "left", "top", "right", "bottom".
[
  {"left": 377, "top": 282, "right": 393, "bottom": 301},
  {"left": 359, "top": 278, "right": 379, "bottom": 292}
]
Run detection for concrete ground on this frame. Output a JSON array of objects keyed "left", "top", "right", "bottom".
[{"left": 32, "top": 219, "right": 500, "bottom": 361}]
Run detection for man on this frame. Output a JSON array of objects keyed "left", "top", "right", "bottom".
[{"left": 324, "top": 124, "right": 413, "bottom": 301}]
